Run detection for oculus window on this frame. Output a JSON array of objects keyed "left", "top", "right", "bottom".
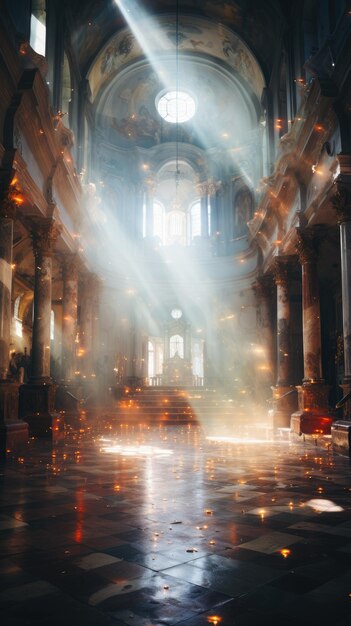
[{"left": 156, "top": 91, "right": 196, "bottom": 123}]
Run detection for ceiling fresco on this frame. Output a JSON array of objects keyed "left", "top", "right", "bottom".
[
  {"left": 70, "top": 1, "right": 284, "bottom": 80},
  {"left": 98, "top": 59, "right": 256, "bottom": 150},
  {"left": 88, "top": 15, "right": 265, "bottom": 103}
]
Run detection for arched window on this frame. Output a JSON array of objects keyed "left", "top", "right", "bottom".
[
  {"left": 30, "top": 1, "right": 46, "bottom": 56},
  {"left": 50, "top": 310, "right": 55, "bottom": 341},
  {"left": 190, "top": 200, "right": 201, "bottom": 240},
  {"left": 170, "top": 334, "right": 184, "bottom": 359},
  {"left": 148, "top": 340, "right": 155, "bottom": 378},
  {"left": 166, "top": 211, "right": 186, "bottom": 245},
  {"left": 14, "top": 295, "right": 23, "bottom": 338},
  {"left": 153, "top": 200, "right": 165, "bottom": 241},
  {"left": 61, "top": 52, "right": 72, "bottom": 128},
  {"left": 192, "top": 340, "right": 204, "bottom": 378}
]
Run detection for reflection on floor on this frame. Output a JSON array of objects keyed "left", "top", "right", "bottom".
[{"left": 1, "top": 418, "right": 351, "bottom": 625}]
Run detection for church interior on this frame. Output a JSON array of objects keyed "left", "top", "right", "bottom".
[{"left": 1, "top": 1, "right": 351, "bottom": 624}]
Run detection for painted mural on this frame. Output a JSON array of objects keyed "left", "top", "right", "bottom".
[
  {"left": 88, "top": 16, "right": 265, "bottom": 102},
  {"left": 102, "top": 62, "right": 253, "bottom": 150}
]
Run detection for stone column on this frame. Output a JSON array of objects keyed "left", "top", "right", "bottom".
[
  {"left": 19, "top": 217, "right": 61, "bottom": 437},
  {"left": 91, "top": 275, "right": 101, "bottom": 376},
  {"left": 331, "top": 168, "right": 351, "bottom": 454},
  {"left": 271, "top": 260, "right": 298, "bottom": 428},
  {"left": 61, "top": 254, "right": 79, "bottom": 382},
  {"left": 291, "top": 228, "right": 333, "bottom": 435},
  {"left": 144, "top": 178, "right": 155, "bottom": 239},
  {"left": 255, "top": 274, "right": 275, "bottom": 385},
  {"left": 0, "top": 182, "right": 28, "bottom": 453},
  {"left": 208, "top": 181, "right": 219, "bottom": 238},
  {"left": 30, "top": 219, "right": 61, "bottom": 380},
  {"left": 333, "top": 175, "right": 351, "bottom": 393},
  {"left": 79, "top": 273, "right": 94, "bottom": 379},
  {"left": 196, "top": 182, "right": 209, "bottom": 239},
  {"left": 0, "top": 197, "right": 15, "bottom": 380}
]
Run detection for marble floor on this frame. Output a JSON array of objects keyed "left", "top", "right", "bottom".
[{"left": 1, "top": 418, "right": 351, "bottom": 625}]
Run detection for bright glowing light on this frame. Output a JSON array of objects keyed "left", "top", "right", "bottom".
[
  {"left": 305, "top": 499, "right": 343, "bottom": 513},
  {"left": 206, "top": 436, "right": 286, "bottom": 445},
  {"left": 99, "top": 439, "right": 173, "bottom": 456},
  {"left": 280, "top": 549, "right": 291, "bottom": 558},
  {"left": 157, "top": 90, "right": 196, "bottom": 123}
]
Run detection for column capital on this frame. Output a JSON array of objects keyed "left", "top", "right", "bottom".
[
  {"left": 254, "top": 273, "right": 274, "bottom": 298},
  {"left": 80, "top": 271, "right": 101, "bottom": 293},
  {"left": 29, "top": 217, "right": 62, "bottom": 258},
  {"left": 273, "top": 257, "right": 291, "bottom": 285},
  {"left": 61, "top": 253, "right": 80, "bottom": 281},
  {"left": 332, "top": 179, "right": 351, "bottom": 224},
  {"left": 0, "top": 194, "right": 17, "bottom": 220},
  {"left": 195, "top": 182, "right": 208, "bottom": 197},
  {"left": 208, "top": 181, "right": 220, "bottom": 196},
  {"left": 143, "top": 176, "right": 156, "bottom": 194},
  {"left": 295, "top": 228, "right": 318, "bottom": 264}
]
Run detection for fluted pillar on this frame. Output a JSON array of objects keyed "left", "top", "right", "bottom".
[
  {"left": 291, "top": 228, "right": 333, "bottom": 435},
  {"left": 61, "top": 254, "right": 79, "bottom": 381},
  {"left": 271, "top": 260, "right": 298, "bottom": 428},
  {"left": 0, "top": 180, "right": 29, "bottom": 453}
]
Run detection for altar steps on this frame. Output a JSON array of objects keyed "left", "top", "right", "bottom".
[{"left": 115, "top": 386, "right": 250, "bottom": 425}]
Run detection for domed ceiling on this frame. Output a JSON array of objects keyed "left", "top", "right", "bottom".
[
  {"left": 92, "top": 14, "right": 265, "bottom": 158},
  {"left": 98, "top": 58, "right": 257, "bottom": 151}
]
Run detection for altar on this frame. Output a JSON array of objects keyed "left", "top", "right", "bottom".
[{"left": 162, "top": 351, "right": 193, "bottom": 386}]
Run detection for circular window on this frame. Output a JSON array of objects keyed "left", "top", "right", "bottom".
[
  {"left": 156, "top": 90, "right": 196, "bottom": 123},
  {"left": 171, "top": 308, "right": 183, "bottom": 319}
]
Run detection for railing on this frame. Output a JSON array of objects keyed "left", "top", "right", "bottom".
[{"left": 147, "top": 375, "right": 204, "bottom": 387}]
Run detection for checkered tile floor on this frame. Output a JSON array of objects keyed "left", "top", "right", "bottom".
[{"left": 1, "top": 420, "right": 351, "bottom": 625}]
